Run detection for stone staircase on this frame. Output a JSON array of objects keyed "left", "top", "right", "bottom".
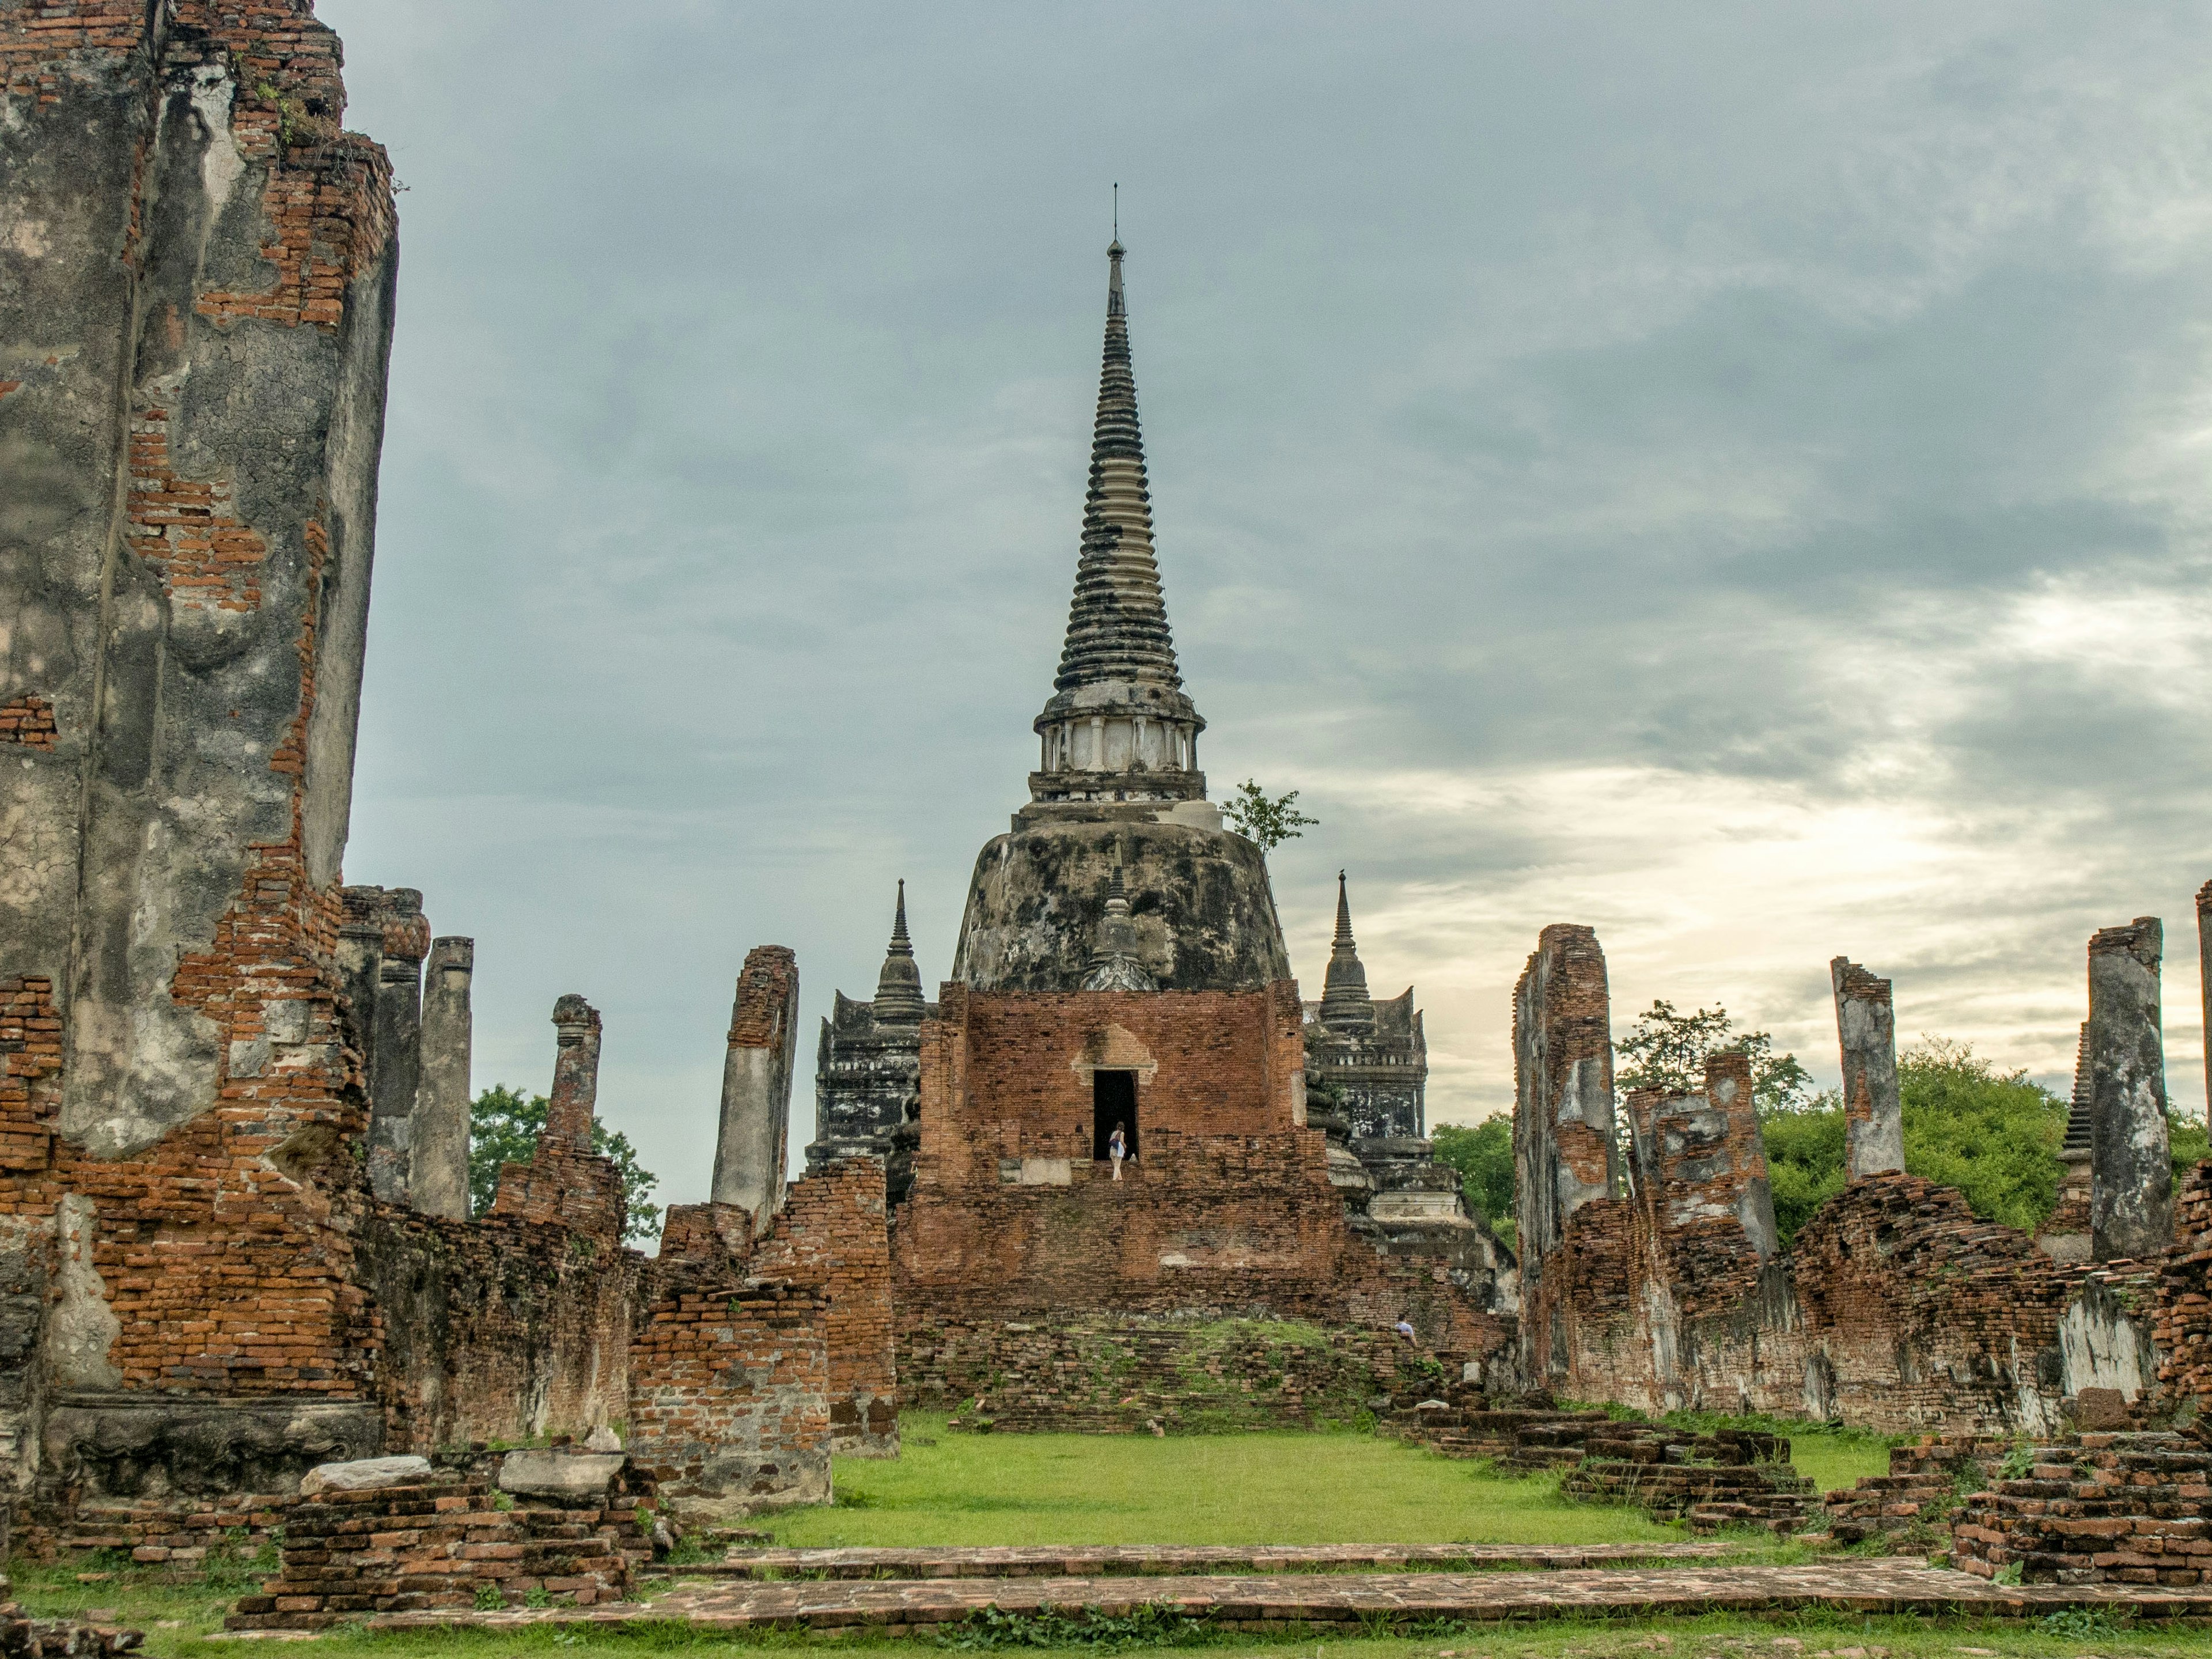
[
  {"left": 1951, "top": 1430, "right": 2212, "bottom": 1586},
  {"left": 1559, "top": 1426, "right": 1816, "bottom": 1535},
  {"left": 1822, "top": 1434, "right": 2009, "bottom": 1550}
]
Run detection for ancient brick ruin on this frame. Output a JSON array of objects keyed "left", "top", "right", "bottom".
[
  {"left": 801, "top": 241, "right": 1517, "bottom": 1426},
  {"left": 6, "top": 14, "right": 2212, "bottom": 1631},
  {"left": 1512, "top": 918, "right": 2212, "bottom": 1440}
]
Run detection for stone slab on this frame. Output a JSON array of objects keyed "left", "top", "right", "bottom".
[
  {"left": 368, "top": 1562, "right": 2212, "bottom": 1632},
  {"left": 298, "top": 1457, "right": 432, "bottom": 1495},
  {"left": 497, "top": 1451, "right": 626, "bottom": 1498},
  {"left": 647, "top": 1542, "right": 1740, "bottom": 1580}
]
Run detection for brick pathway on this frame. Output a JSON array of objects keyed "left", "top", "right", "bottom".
[
  {"left": 657, "top": 1542, "right": 1741, "bottom": 1580},
  {"left": 368, "top": 1562, "right": 2212, "bottom": 1634}
]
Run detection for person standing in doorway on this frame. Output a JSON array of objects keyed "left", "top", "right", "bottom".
[{"left": 1109, "top": 1122, "right": 1127, "bottom": 1181}]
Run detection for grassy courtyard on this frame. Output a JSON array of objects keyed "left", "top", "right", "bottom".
[
  {"left": 760, "top": 1416, "right": 1887, "bottom": 1549},
  {"left": 5, "top": 1418, "right": 2163, "bottom": 1659}
]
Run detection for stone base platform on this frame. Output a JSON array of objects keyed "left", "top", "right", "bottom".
[
  {"left": 369, "top": 1562, "right": 2212, "bottom": 1634},
  {"left": 647, "top": 1543, "right": 1738, "bottom": 1580}
]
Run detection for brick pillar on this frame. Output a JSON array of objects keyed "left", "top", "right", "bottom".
[
  {"left": 336, "top": 889, "right": 385, "bottom": 1097},
  {"left": 1831, "top": 957, "right": 1904, "bottom": 1180},
  {"left": 712, "top": 946, "right": 800, "bottom": 1229},
  {"left": 1513, "top": 925, "right": 1619, "bottom": 1263},
  {"left": 411, "top": 936, "right": 474, "bottom": 1219},
  {"left": 2088, "top": 918, "right": 2173, "bottom": 1261},
  {"left": 1703, "top": 1051, "right": 1779, "bottom": 1259},
  {"left": 544, "top": 995, "right": 603, "bottom": 1154},
  {"left": 1512, "top": 923, "right": 1619, "bottom": 1385},
  {"left": 2198, "top": 881, "right": 2211, "bottom": 1137},
  {"left": 367, "top": 889, "right": 429, "bottom": 1203}
]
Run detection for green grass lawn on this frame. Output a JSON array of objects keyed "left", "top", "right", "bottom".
[
  {"left": 758, "top": 1415, "right": 1887, "bottom": 1549},
  {"left": 0, "top": 1414, "right": 1911, "bottom": 1656}
]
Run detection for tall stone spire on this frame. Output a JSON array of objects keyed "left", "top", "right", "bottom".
[
  {"left": 872, "top": 880, "right": 926, "bottom": 1024},
  {"left": 1031, "top": 241, "right": 1206, "bottom": 804},
  {"left": 1319, "top": 872, "right": 1376, "bottom": 1032}
]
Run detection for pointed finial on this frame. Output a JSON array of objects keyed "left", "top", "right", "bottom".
[
  {"left": 1320, "top": 870, "right": 1373, "bottom": 1027},
  {"left": 1113, "top": 181, "right": 1118, "bottom": 240},
  {"left": 873, "top": 877, "right": 925, "bottom": 1022}
]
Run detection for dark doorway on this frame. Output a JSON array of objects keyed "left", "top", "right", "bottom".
[{"left": 1093, "top": 1070, "right": 1138, "bottom": 1162}]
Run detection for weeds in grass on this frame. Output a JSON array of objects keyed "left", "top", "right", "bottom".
[
  {"left": 661, "top": 1535, "right": 717, "bottom": 1567},
  {"left": 2037, "top": 1605, "right": 2130, "bottom": 1639},
  {"left": 199, "top": 1527, "right": 279, "bottom": 1594},
  {"left": 931, "top": 1603, "right": 1219, "bottom": 1651}
]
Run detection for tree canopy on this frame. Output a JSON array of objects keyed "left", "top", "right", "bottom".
[
  {"left": 467, "top": 1084, "right": 664, "bottom": 1246},
  {"left": 1431, "top": 1117, "right": 1516, "bottom": 1251}
]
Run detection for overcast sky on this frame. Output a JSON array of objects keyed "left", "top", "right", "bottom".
[{"left": 322, "top": 1, "right": 2212, "bottom": 1210}]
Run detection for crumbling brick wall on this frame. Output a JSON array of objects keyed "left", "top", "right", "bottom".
[
  {"left": 355, "top": 1190, "right": 640, "bottom": 1455},
  {"left": 891, "top": 983, "right": 1510, "bottom": 1412},
  {"left": 749, "top": 1161, "right": 898, "bottom": 1457},
  {"left": 658, "top": 1157, "right": 900, "bottom": 1461},
  {"left": 225, "top": 1464, "right": 649, "bottom": 1630},
  {"left": 904, "top": 1315, "right": 1435, "bottom": 1433},
  {"left": 627, "top": 1282, "right": 830, "bottom": 1516},
  {"left": 2153, "top": 1161, "right": 2212, "bottom": 1412}
]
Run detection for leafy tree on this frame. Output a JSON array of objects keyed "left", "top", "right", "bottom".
[
  {"left": 468, "top": 1084, "right": 662, "bottom": 1247},
  {"left": 1432, "top": 1117, "right": 1516, "bottom": 1250},
  {"left": 1615, "top": 999, "right": 1813, "bottom": 1112},
  {"left": 1224, "top": 781, "right": 1318, "bottom": 854},
  {"left": 1760, "top": 1091, "right": 1847, "bottom": 1245},
  {"left": 2175, "top": 1112, "right": 2211, "bottom": 1183}
]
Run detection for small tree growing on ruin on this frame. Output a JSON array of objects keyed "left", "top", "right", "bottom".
[
  {"left": 1224, "top": 781, "right": 1318, "bottom": 853},
  {"left": 1614, "top": 999, "right": 1813, "bottom": 1112},
  {"left": 468, "top": 1084, "right": 664, "bottom": 1245}
]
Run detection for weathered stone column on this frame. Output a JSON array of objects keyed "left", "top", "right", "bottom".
[
  {"left": 336, "top": 889, "right": 385, "bottom": 1099},
  {"left": 544, "top": 995, "right": 603, "bottom": 1154},
  {"left": 1831, "top": 957, "right": 1904, "bottom": 1180},
  {"left": 2088, "top": 918, "right": 2173, "bottom": 1261},
  {"left": 1513, "top": 925, "right": 1619, "bottom": 1264},
  {"left": 411, "top": 937, "right": 474, "bottom": 1219},
  {"left": 366, "top": 891, "right": 429, "bottom": 1204},
  {"left": 1512, "top": 924, "right": 1619, "bottom": 1385},
  {"left": 1703, "top": 1051, "right": 1781, "bottom": 1259},
  {"left": 712, "top": 946, "right": 800, "bottom": 1230},
  {"left": 2198, "top": 880, "right": 2212, "bottom": 1136}
]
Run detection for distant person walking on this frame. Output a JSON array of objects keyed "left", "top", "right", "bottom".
[{"left": 1109, "top": 1123, "right": 1127, "bottom": 1181}]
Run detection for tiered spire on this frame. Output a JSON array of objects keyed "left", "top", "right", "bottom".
[
  {"left": 2063, "top": 1019, "right": 2093, "bottom": 1154},
  {"left": 1031, "top": 243, "right": 1205, "bottom": 801},
  {"left": 1054, "top": 242, "right": 1184, "bottom": 694},
  {"left": 872, "top": 880, "right": 926, "bottom": 1024},
  {"left": 1319, "top": 872, "right": 1376, "bottom": 1032}
]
